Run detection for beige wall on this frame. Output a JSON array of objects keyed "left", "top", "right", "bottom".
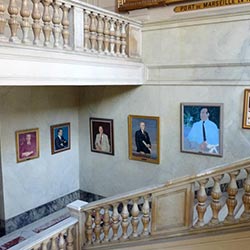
[
  {"left": 78, "top": 7, "right": 250, "bottom": 197},
  {"left": 79, "top": 85, "right": 249, "bottom": 197},
  {"left": 0, "top": 87, "right": 80, "bottom": 219}
]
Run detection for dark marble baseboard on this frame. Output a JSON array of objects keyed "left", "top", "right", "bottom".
[
  {"left": 0, "top": 190, "right": 105, "bottom": 237},
  {"left": 80, "top": 190, "right": 105, "bottom": 202}
]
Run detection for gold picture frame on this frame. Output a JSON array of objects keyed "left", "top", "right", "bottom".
[
  {"left": 50, "top": 123, "right": 71, "bottom": 155},
  {"left": 128, "top": 115, "right": 160, "bottom": 164},
  {"left": 242, "top": 89, "right": 250, "bottom": 129},
  {"left": 15, "top": 128, "right": 40, "bottom": 163}
]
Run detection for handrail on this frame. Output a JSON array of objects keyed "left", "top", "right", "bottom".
[
  {"left": 69, "top": 157, "right": 250, "bottom": 248},
  {"left": 65, "top": 0, "right": 142, "bottom": 26},
  {"left": 9, "top": 217, "right": 79, "bottom": 250},
  {"left": 81, "top": 157, "right": 250, "bottom": 211}
]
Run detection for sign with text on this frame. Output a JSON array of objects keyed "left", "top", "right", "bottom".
[
  {"left": 174, "top": 0, "right": 250, "bottom": 12},
  {"left": 118, "top": 0, "right": 185, "bottom": 12}
]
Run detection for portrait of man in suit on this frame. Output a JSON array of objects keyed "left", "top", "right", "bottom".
[
  {"left": 90, "top": 118, "right": 114, "bottom": 155},
  {"left": 55, "top": 128, "right": 68, "bottom": 150},
  {"left": 182, "top": 104, "right": 222, "bottom": 156},
  {"left": 50, "top": 123, "right": 71, "bottom": 154},
  {"left": 129, "top": 115, "right": 160, "bottom": 164},
  {"left": 135, "top": 122, "right": 152, "bottom": 155},
  {"left": 95, "top": 126, "right": 110, "bottom": 153}
]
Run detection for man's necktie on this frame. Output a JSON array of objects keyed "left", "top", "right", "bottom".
[
  {"left": 202, "top": 121, "right": 207, "bottom": 142},
  {"left": 100, "top": 135, "right": 102, "bottom": 144}
]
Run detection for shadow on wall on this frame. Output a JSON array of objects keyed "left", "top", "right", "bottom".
[{"left": 80, "top": 85, "right": 141, "bottom": 106}]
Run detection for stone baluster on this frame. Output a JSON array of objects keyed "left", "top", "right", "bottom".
[
  {"left": 20, "top": 0, "right": 30, "bottom": 43},
  {"left": 111, "top": 203, "right": 120, "bottom": 241},
  {"left": 131, "top": 198, "right": 140, "bottom": 238},
  {"left": 225, "top": 171, "right": 240, "bottom": 222},
  {"left": 142, "top": 195, "right": 150, "bottom": 236},
  {"left": 85, "top": 211, "right": 93, "bottom": 245},
  {"left": 103, "top": 206, "right": 111, "bottom": 242},
  {"left": 83, "top": 9, "right": 90, "bottom": 51},
  {"left": 31, "top": 0, "right": 41, "bottom": 45},
  {"left": 42, "top": 0, "right": 52, "bottom": 47},
  {"left": 66, "top": 226, "right": 74, "bottom": 250},
  {"left": 0, "top": 0, "right": 7, "bottom": 41},
  {"left": 52, "top": 0, "right": 61, "bottom": 48},
  {"left": 41, "top": 239, "right": 49, "bottom": 250},
  {"left": 115, "top": 20, "right": 121, "bottom": 56},
  {"left": 8, "top": 0, "right": 19, "bottom": 42},
  {"left": 61, "top": 3, "right": 70, "bottom": 49},
  {"left": 120, "top": 21, "right": 127, "bottom": 57},
  {"left": 195, "top": 179, "right": 208, "bottom": 227},
  {"left": 51, "top": 235, "right": 58, "bottom": 250},
  {"left": 96, "top": 14, "right": 104, "bottom": 54},
  {"left": 210, "top": 175, "right": 223, "bottom": 225},
  {"left": 89, "top": 12, "right": 97, "bottom": 52},
  {"left": 94, "top": 208, "right": 101, "bottom": 244},
  {"left": 241, "top": 167, "right": 250, "bottom": 220},
  {"left": 58, "top": 232, "right": 66, "bottom": 250},
  {"left": 109, "top": 18, "right": 115, "bottom": 55},
  {"left": 33, "top": 245, "right": 42, "bottom": 250},
  {"left": 121, "top": 201, "right": 129, "bottom": 240},
  {"left": 103, "top": 16, "right": 109, "bottom": 55}
]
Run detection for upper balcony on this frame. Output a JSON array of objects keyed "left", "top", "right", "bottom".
[{"left": 0, "top": 0, "right": 144, "bottom": 85}]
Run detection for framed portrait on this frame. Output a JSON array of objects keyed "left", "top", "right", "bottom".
[
  {"left": 242, "top": 89, "right": 250, "bottom": 129},
  {"left": 16, "top": 128, "right": 39, "bottom": 163},
  {"left": 181, "top": 103, "right": 223, "bottom": 157},
  {"left": 89, "top": 118, "right": 114, "bottom": 155},
  {"left": 128, "top": 115, "right": 160, "bottom": 164},
  {"left": 50, "top": 123, "right": 71, "bottom": 154}
]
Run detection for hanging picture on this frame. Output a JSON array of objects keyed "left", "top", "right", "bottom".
[
  {"left": 181, "top": 103, "right": 223, "bottom": 157},
  {"left": 16, "top": 128, "right": 40, "bottom": 163},
  {"left": 89, "top": 118, "right": 114, "bottom": 155},
  {"left": 128, "top": 115, "right": 160, "bottom": 164},
  {"left": 242, "top": 89, "right": 250, "bottom": 129},
  {"left": 50, "top": 123, "right": 71, "bottom": 154}
]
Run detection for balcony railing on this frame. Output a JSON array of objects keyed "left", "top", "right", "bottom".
[
  {"left": 67, "top": 157, "right": 250, "bottom": 249},
  {"left": 0, "top": 0, "right": 142, "bottom": 59}
]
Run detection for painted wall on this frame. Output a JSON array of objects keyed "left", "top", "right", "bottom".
[
  {"left": 0, "top": 87, "right": 80, "bottom": 219},
  {"left": 78, "top": 7, "right": 250, "bottom": 197}
]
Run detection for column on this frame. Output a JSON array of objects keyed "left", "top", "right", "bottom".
[
  {"left": 52, "top": 0, "right": 61, "bottom": 48},
  {"left": 31, "top": 0, "right": 41, "bottom": 45},
  {"left": 20, "top": 0, "right": 30, "bottom": 43},
  {"left": 42, "top": 0, "right": 52, "bottom": 47},
  {"left": 8, "top": 0, "right": 20, "bottom": 42}
]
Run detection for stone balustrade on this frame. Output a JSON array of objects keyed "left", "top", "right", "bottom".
[
  {"left": 9, "top": 217, "right": 79, "bottom": 250},
  {"left": 0, "top": 0, "right": 142, "bottom": 58},
  {"left": 67, "top": 158, "right": 250, "bottom": 249}
]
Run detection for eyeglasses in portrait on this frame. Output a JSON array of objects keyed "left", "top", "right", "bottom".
[
  {"left": 16, "top": 128, "right": 40, "bottom": 163},
  {"left": 128, "top": 115, "right": 160, "bottom": 164},
  {"left": 50, "top": 123, "right": 71, "bottom": 154},
  {"left": 181, "top": 103, "right": 223, "bottom": 157},
  {"left": 242, "top": 89, "right": 250, "bottom": 129},
  {"left": 89, "top": 118, "right": 114, "bottom": 155}
]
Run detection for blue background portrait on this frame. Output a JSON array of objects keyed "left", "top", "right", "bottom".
[{"left": 54, "top": 125, "right": 69, "bottom": 150}]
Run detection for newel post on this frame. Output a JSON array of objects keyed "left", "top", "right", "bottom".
[
  {"left": 67, "top": 200, "right": 89, "bottom": 250},
  {"left": 69, "top": 6, "right": 84, "bottom": 51},
  {"left": 126, "top": 23, "right": 142, "bottom": 59}
]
